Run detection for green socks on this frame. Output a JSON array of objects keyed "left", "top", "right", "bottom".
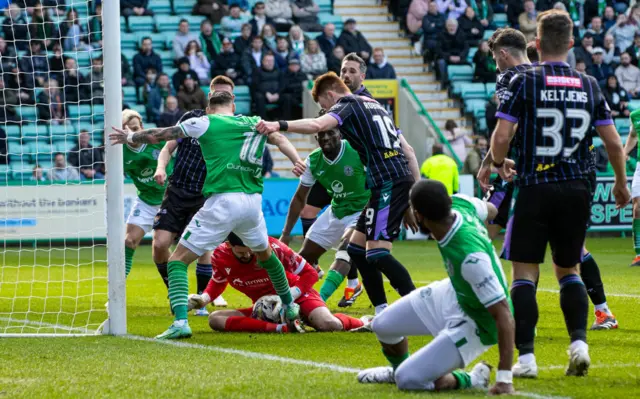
[
  {"left": 320, "top": 270, "right": 346, "bottom": 302},
  {"left": 633, "top": 219, "right": 640, "bottom": 255},
  {"left": 382, "top": 348, "right": 409, "bottom": 370},
  {"left": 452, "top": 370, "right": 472, "bottom": 389},
  {"left": 167, "top": 261, "right": 189, "bottom": 321},
  {"left": 125, "top": 246, "right": 135, "bottom": 278},
  {"left": 258, "top": 252, "right": 293, "bottom": 305}
]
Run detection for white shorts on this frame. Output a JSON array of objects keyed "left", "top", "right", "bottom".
[
  {"left": 126, "top": 197, "right": 160, "bottom": 234},
  {"left": 180, "top": 192, "right": 268, "bottom": 256},
  {"left": 306, "top": 207, "right": 360, "bottom": 250},
  {"left": 409, "top": 279, "right": 492, "bottom": 367},
  {"left": 632, "top": 163, "right": 640, "bottom": 199}
]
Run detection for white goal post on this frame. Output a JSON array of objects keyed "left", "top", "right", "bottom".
[{"left": 0, "top": 0, "right": 125, "bottom": 336}]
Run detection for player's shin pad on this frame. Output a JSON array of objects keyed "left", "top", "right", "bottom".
[{"left": 258, "top": 252, "right": 294, "bottom": 305}]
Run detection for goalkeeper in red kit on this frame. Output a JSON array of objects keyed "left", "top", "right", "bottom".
[{"left": 188, "top": 233, "right": 372, "bottom": 333}]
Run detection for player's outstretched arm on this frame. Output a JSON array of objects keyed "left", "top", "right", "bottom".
[
  {"left": 399, "top": 135, "right": 421, "bottom": 182},
  {"left": 487, "top": 299, "right": 515, "bottom": 395},
  {"left": 267, "top": 132, "right": 305, "bottom": 176},
  {"left": 154, "top": 140, "right": 178, "bottom": 186},
  {"left": 624, "top": 123, "right": 638, "bottom": 157},
  {"left": 596, "top": 124, "right": 631, "bottom": 208},
  {"left": 281, "top": 184, "right": 312, "bottom": 245},
  {"left": 109, "top": 125, "right": 186, "bottom": 145},
  {"left": 256, "top": 114, "right": 338, "bottom": 135}
]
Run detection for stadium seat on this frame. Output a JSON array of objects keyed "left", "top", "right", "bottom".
[
  {"left": 485, "top": 83, "right": 496, "bottom": 98},
  {"left": 122, "top": 49, "right": 138, "bottom": 63},
  {"left": 49, "top": 125, "right": 74, "bottom": 140},
  {"left": 483, "top": 30, "right": 495, "bottom": 40},
  {"left": 123, "top": 86, "right": 138, "bottom": 104},
  {"left": 10, "top": 161, "right": 34, "bottom": 181},
  {"left": 21, "top": 125, "right": 49, "bottom": 139},
  {"left": 68, "top": 105, "right": 94, "bottom": 119},
  {"left": 185, "top": 15, "right": 206, "bottom": 29},
  {"left": 5, "top": 125, "right": 21, "bottom": 139},
  {"left": 234, "top": 85, "right": 250, "bottom": 99},
  {"left": 8, "top": 143, "right": 29, "bottom": 163},
  {"left": 460, "top": 83, "right": 487, "bottom": 100},
  {"left": 173, "top": 0, "right": 197, "bottom": 14},
  {"left": 17, "top": 106, "right": 37, "bottom": 122},
  {"left": 451, "top": 81, "right": 466, "bottom": 96},
  {"left": 236, "top": 100, "right": 251, "bottom": 115},
  {"left": 476, "top": 117, "right": 488, "bottom": 133},
  {"left": 447, "top": 65, "right": 474, "bottom": 82},
  {"left": 0, "top": 164, "right": 9, "bottom": 182},
  {"left": 92, "top": 105, "right": 105, "bottom": 122},
  {"left": 152, "top": 0, "right": 172, "bottom": 15},
  {"left": 494, "top": 13, "right": 508, "bottom": 28},
  {"left": 464, "top": 99, "right": 487, "bottom": 119},
  {"left": 120, "top": 16, "right": 128, "bottom": 31},
  {"left": 121, "top": 34, "right": 138, "bottom": 51},
  {"left": 467, "top": 47, "right": 477, "bottom": 64},
  {"left": 615, "top": 118, "right": 631, "bottom": 134},
  {"left": 163, "top": 67, "right": 177, "bottom": 79},
  {"left": 55, "top": 140, "right": 75, "bottom": 153},
  {"left": 628, "top": 99, "right": 640, "bottom": 111},
  {"left": 128, "top": 16, "right": 155, "bottom": 32},
  {"left": 317, "top": 0, "right": 332, "bottom": 13},
  {"left": 158, "top": 50, "right": 174, "bottom": 67},
  {"left": 137, "top": 32, "right": 168, "bottom": 50},
  {"left": 592, "top": 137, "right": 603, "bottom": 147},
  {"left": 155, "top": 15, "right": 185, "bottom": 32},
  {"left": 28, "top": 141, "right": 53, "bottom": 162}
]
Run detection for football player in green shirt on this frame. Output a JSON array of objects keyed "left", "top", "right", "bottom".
[
  {"left": 625, "top": 108, "right": 640, "bottom": 266},
  {"left": 121, "top": 109, "right": 173, "bottom": 281},
  {"left": 358, "top": 180, "right": 515, "bottom": 396},
  {"left": 280, "top": 121, "right": 370, "bottom": 307},
  {"left": 110, "top": 92, "right": 305, "bottom": 339}
]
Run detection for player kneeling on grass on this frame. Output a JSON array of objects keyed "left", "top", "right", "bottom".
[
  {"left": 280, "top": 117, "right": 369, "bottom": 307},
  {"left": 188, "top": 233, "right": 372, "bottom": 333},
  {"left": 358, "top": 180, "right": 515, "bottom": 395}
]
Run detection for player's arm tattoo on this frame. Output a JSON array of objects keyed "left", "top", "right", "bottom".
[{"left": 132, "top": 126, "right": 185, "bottom": 144}]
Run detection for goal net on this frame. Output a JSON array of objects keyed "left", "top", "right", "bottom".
[{"left": 0, "top": 0, "right": 124, "bottom": 336}]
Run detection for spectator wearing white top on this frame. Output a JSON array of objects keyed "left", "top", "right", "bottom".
[
  {"left": 301, "top": 39, "right": 327, "bottom": 79},
  {"left": 436, "top": 0, "right": 467, "bottom": 20},
  {"left": 173, "top": 19, "right": 198, "bottom": 60},
  {"left": 615, "top": 52, "right": 640, "bottom": 98},
  {"left": 185, "top": 40, "right": 212, "bottom": 84},
  {"left": 50, "top": 153, "right": 80, "bottom": 181},
  {"left": 442, "top": 119, "right": 471, "bottom": 162}
]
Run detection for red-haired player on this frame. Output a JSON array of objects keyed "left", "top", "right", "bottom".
[{"left": 188, "top": 233, "right": 372, "bottom": 333}]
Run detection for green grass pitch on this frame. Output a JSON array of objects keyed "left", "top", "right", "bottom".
[{"left": 1, "top": 238, "right": 639, "bottom": 398}]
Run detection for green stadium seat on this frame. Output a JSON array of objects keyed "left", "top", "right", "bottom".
[
  {"left": 121, "top": 34, "right": 138, "bottom": 51},
  {"left": 592, "top": 137, "right": 603, "bottom": 147},
  {"left": 128, "top": 16, "right": 155, "bottom": 32},
  {"left": 229, "top": 32, "right": 242, "bottom": 40},
  {"left": 318, "top": 13, "right": 343, "bottom": 30},
  {"left": 17, "top": 106, "right": 37, "bottom": 122},
  {"left": 0, "top": 164, "right": 9, "bottom": 182},
  {"left": 10, "top": 161, "right": 35, "bottom": 181},
  {"left": 485, "top": 83, "right": 496, "bottom": 98},
  {"left": 451, "top": 81, "right": 466, "bottom": 96},
  {"left": 317, "top": 0, "right": 332, "bottom": 13},
  {"left": 49, "top": 125, "right": 75, "bottom": 139},
  {"left": 476, "top": 117, "right": 487, "bottom": 133},
  {"left": 494, "top": 13, "right": 508, "bottom": 28},
  {"left": 21, "top": 125, "right": 49, "bottom": 139},
  {"left": 68, "top": 105, "right": 93, "bottom": 119},
  {"left": 130, "top": 104, "right": 147, "bottom": 118},
  {"left": 628, "top": 99, "right": 640, "bottom": 111},
  {"left": 8, "top": 143, "right": 28, "bottom": 163},
  {"left": 137, "top": 32, "right": 169, "bottom": 50},
  {"left": 173, "top": 0, "right": 197, "bottom": 15},
  {"left": 460, "top": 82, "right": 487, "bottom": 99},
  {"left": 201, "top": 85, "right": 210, "bottom": 96},
  {"left": 185, "top": 15, "right": 206, "bottom": 29},
  {"left": 55, "top": 141, "right": 76, "bottom": 153},
  {"left": 120, "top": 16, "right": 128, "bottom": 31},
  {"left": 92, "top": 105, "right": 105, "bottom": 122},
  {"left": 158, "top": 50, "right": 174, "bottom": 67},
  {"left": 164, "top": 67, "right": 177, "bottom": 79},
  {"left": 155, "top": 15, "right": 184, "bottom": 32},
  {"left": 464, "top": 99, "right": 487, "bottom": 119},
  {"left": 483, "top": 30, "right": 495, "bottom": 40},
  {"left": 152, "top": 0, "right": 172, "bottom": 15},
  {"left": 4, "top": 125, "right": 21, "bottom": 138},
  {"left": 234, "top": 85, "right": 250, "bottom": 99},
  {"left": 123, "top": 86, "right": 138, "bottom": 104},
  {"left": 27, "top": 141, "right": 53, "bottom": 162},
  {"left": 615, "top": 118, "right": 631, "bottom": 134},
  {"left": 448, "top": 65, "right": 474, "bottom": 82},
  {"left": 235, "top": 100, "right": 251, "bottom": 115},
  {"left": 122, "top": 49, "right": 138, "bottom": 63},
  {"left": 467, "top": 47, "right": 477, "bottom": 64}
]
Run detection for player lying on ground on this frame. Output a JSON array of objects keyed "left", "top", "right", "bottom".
[
  {"left": 491, "top": 10, "right": 630, "bottom": 377},
  {"left": 151, "top": 76, "right": 240, "bottom": 314},
  {"left": 357, "top": 180, "right": 515, "bottom": 395},
  {"left": 280, "top": 112, "right": 369, "bottom": 307},
  {"left": 257, "top": 72, "right": 422, "bottom": 317},
  {"left": 188, "top": 234, "right": 372, "bottom": 333},
  {"left": 478, "top": 28, "right": 618, "bottom": 339},
  {"left": 110, "top": 92, "right": 306, "bottom": 340},
  {"left": 296, "top": 53, "right": 376, "bottom": 241},
  {"left": 624, "top": 109, "right": 640, "bottom": 266},
  {"left": 120, "top": 109, "right": 173, "bottom": 281}
]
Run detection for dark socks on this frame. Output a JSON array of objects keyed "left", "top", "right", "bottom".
[
  {"left": 155, "top": 262, "right": 169, "bottom": 288},
  {"left": 366, "top": 248, "right": 415, "bottom": 296},
  {"left": 196, "top": 263, "right": 213, "bottom": 295},
  {"left": 347, "top": 261, "right": 359, "bottom": 280},
  {"left": 559, "top": 274, "right": 589, "bottom": 343},
  {"left": 348, "top": 243, "right": 387, "bottom": 307},
  {"left": 580, "top": 252, "right": 607, "bottom": 307},
  {"left": 511, "top": 279, "right": 538, "bottom": 356},
  {"left": 301, "top": 217, "right": 316, "bottom": 237}
]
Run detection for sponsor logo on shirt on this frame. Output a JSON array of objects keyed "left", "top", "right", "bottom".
[
  {"left": 475, "top": 275, "right": 495, "bottom": 290},
  {"left": 331, "top": 180, "right": 344, "bottom": 194},
  {"left": 545, "top": 76, "right": 582, "bottom": 88}
]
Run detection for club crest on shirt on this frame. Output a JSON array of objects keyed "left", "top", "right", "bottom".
[
  {"left": 152, "top": 149, "right": 160, "bottom": 160},
  {"left": 344, "top": 165, "right": 353, "bottom": 176}
]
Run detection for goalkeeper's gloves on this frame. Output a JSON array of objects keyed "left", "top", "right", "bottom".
[
  {"left": 188, "top": 293, "right": 211, "bottom": 310},
  {"left": 290, "top": 286, "right": 302, "bottom": 301}
]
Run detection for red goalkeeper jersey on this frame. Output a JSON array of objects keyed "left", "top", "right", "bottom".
[{"left": 204, "top": 237, "right": 318, "bottom": 303}]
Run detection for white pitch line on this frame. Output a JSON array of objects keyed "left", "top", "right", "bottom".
[
  {"left": 538, "top": 362, "right": 640, "bottom": 371},
  {"left": 0, "top": 316, "right": 91, "bottom": 334},
  {"left": 408, "top": 280, "right": 640, "bottom": 299}
]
